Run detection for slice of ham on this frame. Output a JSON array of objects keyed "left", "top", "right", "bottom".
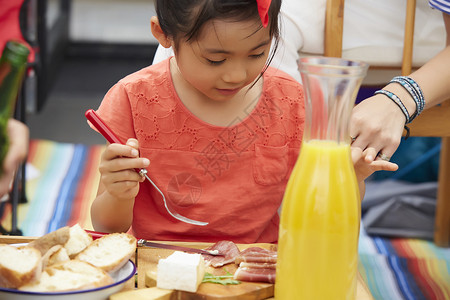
[
  {"left": 238, "top": 262, "right": 277, "bottom": 269},
  {"left": 233, "top": 247, "right": 278, "bottom": 283},
  {"left": 202, "top": 241, "right": 278, "bottom": 283},
  {"left": 234, "top": 265, "right": 276, "bottom": 284},
  {"left": 202, "top": 240, "right": 241, "bottom": 267},
  {"left": 235, "top": 247, "right": 277, "bottom": 264}
]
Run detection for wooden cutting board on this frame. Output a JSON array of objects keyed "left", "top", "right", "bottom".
[{"left": 136, "top": 241, "right": 373, "bottom": 300}]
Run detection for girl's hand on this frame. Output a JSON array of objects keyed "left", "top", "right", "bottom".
[
  {"left": 351, "top": 147, "right": 398, "bottom": 183},
  {"left": 99, "top": 138, "right": 150, "bottom": 200}
]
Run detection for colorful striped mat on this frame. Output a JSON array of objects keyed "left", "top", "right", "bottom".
[
  {"left": 1, "top": 139, "right": 104, "bottom": 235},
  {"left": 1, "top": 139, "right": 449, "bottom": 299}
]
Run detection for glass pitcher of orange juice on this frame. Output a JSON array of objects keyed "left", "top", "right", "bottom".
[{"left": 275, "top": 57, "right": 368, "bottom": 299}]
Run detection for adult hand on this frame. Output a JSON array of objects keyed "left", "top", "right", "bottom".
[
  {"left": 0, "top": 119, "right": 29, "bottom": 198},
  {"left": 349, "top": 93, "right": 406, "bottom": 163}
]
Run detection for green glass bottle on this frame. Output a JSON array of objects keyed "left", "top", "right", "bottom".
[{"left": 0, "top": 40, "right": 30, "bottom": 175}]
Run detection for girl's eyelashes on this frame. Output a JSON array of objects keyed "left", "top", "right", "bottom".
[
  {"left": 206, "top": 58, "right": 225, "bottom": 65},
  {"left": 251, "top": 52, "right": 265, "bottom": 59},
  {"left": 205, "top": 52, "right": 266, "bottom": 66}
]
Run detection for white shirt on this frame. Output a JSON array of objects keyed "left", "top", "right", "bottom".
[{"left": 153, "top": 0, "right": 446, "bottom": 83}]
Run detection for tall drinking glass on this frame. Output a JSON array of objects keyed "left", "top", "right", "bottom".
[{"left": 275, "top": 57, "right": 369, "bottom": 299}]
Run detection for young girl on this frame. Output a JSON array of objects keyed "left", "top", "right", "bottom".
[{"left": 89, "top": 0, "right": 397, "bottom": 243}]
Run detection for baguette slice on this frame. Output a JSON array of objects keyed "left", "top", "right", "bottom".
[
  {"left": 64, "top": 223, "right": 93, "bottom": 258},
  {"left": 76, "top": 233, "right": 136, "bottom": 273},
  {"left": 19, "top": 259, "right": 113, "bottom": 292},
  {"left": 0, "top": 245, "right": 42, "bottom": 289},
  {"left": 48, "top": 246, "right": 70, "bottom": 266},
  {"left": 41, "top": 245, "right": 70, "bottom": 270},
  {"left": 28, "top": 226, "right": 70, "bottom": 255}
]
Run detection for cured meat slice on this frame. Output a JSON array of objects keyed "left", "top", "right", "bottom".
[
  {"left": 202, "top": 240, "right": 241, "bottom": 267},
  {"left": 235, "top": 247, "right": 277, "bottom": 264},
  {"left": 238, "top": 262, "right": 277, "bottom": 269},
  {"left": 233, "top": 246, "right": 278, "bottom": 283},
  {"left": 234, "top": 266, "right": 276, "bottom": 284}
]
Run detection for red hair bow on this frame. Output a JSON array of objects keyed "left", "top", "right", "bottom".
[{"left": 256, "top": 0, "right": 272, "bottom": 28}]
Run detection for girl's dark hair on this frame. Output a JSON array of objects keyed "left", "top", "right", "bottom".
[{"left": 155, "top": 0, "right": 282, "bottom": 70}]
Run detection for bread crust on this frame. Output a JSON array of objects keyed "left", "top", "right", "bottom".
[
  {"left": 18, "top": 260, "right": 114, "bottom": 292},
  {"left": 76, "top": 233, "right": 137, "bottom": 273},
  {"left": 0, "top": 245, "right": 42, "bottom": 289},
  {"left": 28, "top": 226, "right": 70, "bottom": 255}
]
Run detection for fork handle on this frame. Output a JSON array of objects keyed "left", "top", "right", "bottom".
[
  {"left": 85, "top": 109, "right": 143, "bottom": 174},
  {"left": 85, "top": 109, "right": 123, "bottom": 144}
]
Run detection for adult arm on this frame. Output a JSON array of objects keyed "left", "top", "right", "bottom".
[
  {"left": 0, "top": 119, "right": 29, "bottom": 198},
  {"left": 349, "top": 12, "right": 450, "bottom": 161}
]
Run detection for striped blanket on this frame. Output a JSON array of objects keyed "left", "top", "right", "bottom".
[{"left": 1, "top": 139, "right": 449, "bottom": 299}]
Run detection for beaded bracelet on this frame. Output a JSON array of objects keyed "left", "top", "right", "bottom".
[
  {"left": 400, "top": 76, "right": 425, "bottom": 112},
  {"left": 374, "top": 89, "right": 410, "bottom": 123},
  {"left": 390, "top": 76, "right": 425, "bottom": 122}
]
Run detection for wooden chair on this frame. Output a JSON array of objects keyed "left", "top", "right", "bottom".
[{"left": 324, "top": 0, "right": 450, "bottom": 247}]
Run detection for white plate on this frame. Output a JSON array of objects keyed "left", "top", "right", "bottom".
[{"left": 0, "top": 260, "right": 136, "bottom": 300}]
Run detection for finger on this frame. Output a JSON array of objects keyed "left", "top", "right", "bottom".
[
  {"left": 354, "top": 129, "right": 402, "bottom": 160},
  {"left": 350, "top": 146, "right": 362, "bottom": 164},
  {"left": 350, "top": 133, "right": 372, "bottom": 152},
  {"left": 103, "top": 143, "right": 140, "bottom": 161},
  {"left": 375, "top": 152, "right": 390, "bottom": 162},
  {"left": 101, "top": 168, "right": 145, "bottom": 187},
  {"left": 126, "top": 138, "right": 139, "bottom": 150},
  {"left": 370, "top": 160, "right": 399, "bottom": 172},
  {"left": 353, "top": 134, "right": 391, "bottom": 159},
  {"left": 362, "top": 137, "right": 397, "bottom": 163},
  {"left": 104, "top": 157, "right": 150, "bottom": 173},
  {"left": 362, "top": 147, "right": 378, "bottom": 163},
  {"left": 374, "top": 142, "right": 400, "bottom": 163}
]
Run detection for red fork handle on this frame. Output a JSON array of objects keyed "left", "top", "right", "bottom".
[
  {"left": 85, "top": 109, "right": 143, "bottom": 174},
  {"left": 85, "top": 109, "right": 123, "bottom": 145}
]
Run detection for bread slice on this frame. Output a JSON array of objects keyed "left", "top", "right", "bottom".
[
  {"left": 19, "top": 259, "right": 113, "bottom": 292},
  {"left": 64, "top": 223, "right": 93, "bottom": 258},
  {"left": 28, "top": 226, "right": 70, "bottom": 255},
  {"left": 76, "top": 233, "right": 136, "bottom": 273},
  {"left": 0, "top": 245, "right": 42, "bottom": 289},
  {"left": 41, "top": 245, "right": 70, "bottom": 270},
  {"left": 47, "top": 246, "right": 70, "bottom": 266}
]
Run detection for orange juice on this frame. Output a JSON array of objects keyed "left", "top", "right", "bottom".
[{"left": 275, "top": 140, "right": 361, "bottom": 299}]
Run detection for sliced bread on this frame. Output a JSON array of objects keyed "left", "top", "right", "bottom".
[
  {"left": 76, "top": 233, "right": 136, "bottom": 273},
  {"left": 19, "top": 259, "right": 113, "bottom": 292},
  {"left": 64, "top": 223, "right": 93, "bottom": 258},
  {"left": 28, "top": 226, "right": 70, "bottom": 255},
  {"left": 0, "top": 245, "right": 42, "bottom": 289},
  {"left": 41, "top": 245, "right": 70, "bottom": 270}
]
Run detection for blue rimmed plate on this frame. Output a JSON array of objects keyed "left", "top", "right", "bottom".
[{"left": 0, "top": 260, "right": 136, "bottom": 300}]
